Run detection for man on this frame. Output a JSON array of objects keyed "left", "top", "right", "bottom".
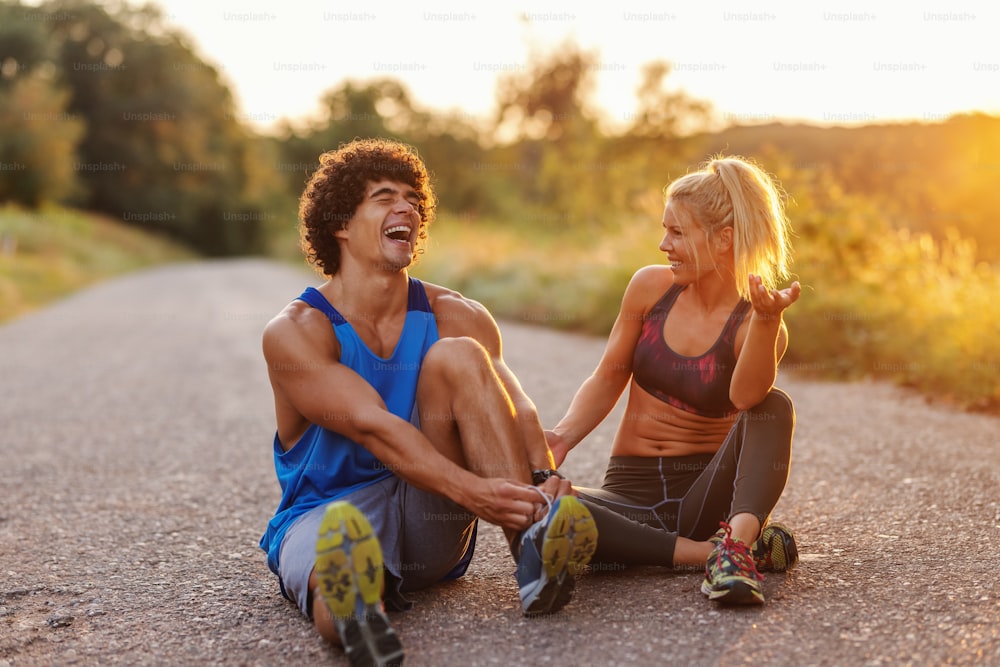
[{"left": 259, "top": 138, "right": 598, "bottom": 666}]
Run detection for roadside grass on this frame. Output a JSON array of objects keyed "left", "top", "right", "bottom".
[{"left": 0, "top": 204, "right": 196, "bottom": 323}]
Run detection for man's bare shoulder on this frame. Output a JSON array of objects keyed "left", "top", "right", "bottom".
[
  {"left": 262, "top": 300, "right": 336, "bottom": 358},
  {"left": 421, "top": 281, "right": 496, "bottom": 338}
]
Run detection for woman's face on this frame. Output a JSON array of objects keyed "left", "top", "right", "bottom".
[{"left": 659, "top": 200, "right": 712, "bottom": 284}]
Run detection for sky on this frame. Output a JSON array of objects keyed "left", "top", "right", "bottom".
[{"left": 141, "top": 0, "right": 999, "bottom": 135}]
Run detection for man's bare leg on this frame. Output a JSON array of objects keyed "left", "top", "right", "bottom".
[
  {"left": 415, "top": 337, "right": 597, "bottom": 616},
  {"left": 309, "top": 570, "right": 340, "bottom": 644},
  {"left": 415, "top": 337, "right": 543, "bottom": 544}
]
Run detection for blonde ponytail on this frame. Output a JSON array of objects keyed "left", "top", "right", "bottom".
[{"left": 665, "top": 155, "right": 791, "bottom": 300}]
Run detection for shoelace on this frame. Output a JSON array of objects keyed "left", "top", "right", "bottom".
[
  {"left": 511, "top": 486, "right": 556, "bottom": 563},
  {"left": 715, "top": 522, "right": 763, "bottom": 581},
  {"left": 528, "top": 485, "right": 555, "bottom": 517}
]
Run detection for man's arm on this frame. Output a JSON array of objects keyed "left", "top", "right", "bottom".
[{"left": 263, "top": 308, "right": 542, "bottom": 530}]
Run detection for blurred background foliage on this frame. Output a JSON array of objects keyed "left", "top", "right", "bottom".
[{"left": 1, "top": 0, "right": 997, "bottom": 412}]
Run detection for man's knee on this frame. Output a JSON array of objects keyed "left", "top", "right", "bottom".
[{"left": 421, "top": 337, "right": 494, "bottom": 383}]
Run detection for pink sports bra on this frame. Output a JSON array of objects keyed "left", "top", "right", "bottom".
[{"left": 631, "top": 284, "right": 751, "bottom": 418}]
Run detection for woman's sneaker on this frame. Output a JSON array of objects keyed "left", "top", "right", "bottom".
[
  {"left": 314, "top": 501, "right": 404, "bottom": 667},
  {"left": 702, "top": 522, "right": 765, "bottom": 605},
  {"left": 516, "top": 494, "right": 598, "bottom": 616}
]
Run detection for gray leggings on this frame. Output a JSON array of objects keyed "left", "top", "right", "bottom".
[{"left": 577, "top": 388, "right": 795, "bottom": 568}]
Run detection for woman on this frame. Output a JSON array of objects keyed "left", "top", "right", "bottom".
[{"left": 547, "top": 155, "right": 801, "bottom": 605}]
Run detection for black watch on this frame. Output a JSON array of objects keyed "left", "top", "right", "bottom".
[{"left": 531, "top": 468, "right": 565, "bottom": 485}]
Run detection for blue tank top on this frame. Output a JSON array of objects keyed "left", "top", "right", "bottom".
[
  {"left": 632, "top": 284, "right": 751, "bottom": 418},
  {"left": 259, "top": 278, "right": 440, "bottom": 574}
]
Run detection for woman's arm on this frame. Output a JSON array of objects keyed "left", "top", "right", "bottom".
[
  {"left": 547, "top": 266, "right": 669, "bottom": 466},
  {"left": 730, "top": 274, "right": 801, "bottom": 410}
]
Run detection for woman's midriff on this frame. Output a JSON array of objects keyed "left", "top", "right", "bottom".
[{"left": 610, "top": 381, "right": 736, "bottom": 457}]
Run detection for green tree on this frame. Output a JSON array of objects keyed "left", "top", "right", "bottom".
[
  {"left": 274, "top": 78, "right": 409, "bottom": 195},
  {"left": 627, "top": 61, "right": 712, "bottom": 139},
  {"left": 493, "top": 42, "right": 606, "bottom": 228},
  {"left": 0, "top": 74, "right": 85, "bottom": 205},
  {"left": 492, "top": 44, "right": 714, "bottom": 230},
  {"left": 275, "top": 77, "right": 491, "bottom": 214},
  {"left": 27, "top": 0, "right": 282, "bottom": 255},
  {"left": 0, "top": 1, "right": 84, "bottom": 206},
  {"left": 602, "top": 61, "right": 714, "bottom": 219},
  {"left": 0, "top": 1, "right": 51, "bottom": 78}
]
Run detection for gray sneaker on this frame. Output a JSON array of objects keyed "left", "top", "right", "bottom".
[
  {"left": 314, "top": 501, "right": 403, "bottom": 667},
  {"left": 515, "top": 494, "right": 598, "bottom": 616}
]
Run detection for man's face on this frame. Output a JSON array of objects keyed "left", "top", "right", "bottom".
[{"left": 338, "top": 179, "right": 421, "bottom": 272}]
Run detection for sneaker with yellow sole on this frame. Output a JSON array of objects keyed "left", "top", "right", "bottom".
[
  {"left": 515, "top": 494, "right": 599, "bottom": 616},
  {"left": 751, "top": 522, "right": 798, "bottom": 573},
  {"left": 314, "top": 501, "right": 404, "bottom": 667}
]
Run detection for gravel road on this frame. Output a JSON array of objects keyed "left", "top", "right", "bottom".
[{"left": 1, "top": 259, "right": 997, "bottom": 666}]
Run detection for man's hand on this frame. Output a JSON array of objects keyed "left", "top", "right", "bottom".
[
  {"left": 529, "top": 475, "right": 576, "bottom": 523},
  {"left": 468, "top": 475, "right": 578, "bottom": 531},
  {"left": 469, "top": 478, "right": 554, "bottom": 531}
]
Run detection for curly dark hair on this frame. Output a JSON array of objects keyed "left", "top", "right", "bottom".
[{"left": 298, "top": 137, "right": 437, "bottom": 276}]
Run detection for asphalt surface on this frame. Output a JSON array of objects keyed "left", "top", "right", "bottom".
[{"left": 1, "top": 258, "right": 997, "bottom": 666}]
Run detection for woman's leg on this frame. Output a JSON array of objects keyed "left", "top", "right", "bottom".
[
  {"left": 673, "top": 388, "right": 795, "bottom": 565},
  {"left": 575, "top": 491, "right": 677, "bottom": 568},
  {"left": 572, "top": 455, "right": 709, "bottom": 569}
]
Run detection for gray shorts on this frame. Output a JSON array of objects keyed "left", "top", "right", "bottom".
[{"left": 277, "top": 474, "right": 477, "bottom": 618}]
